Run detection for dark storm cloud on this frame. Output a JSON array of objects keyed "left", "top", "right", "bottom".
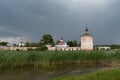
[{"left": 0, "top": 0, "right": 120, "bottom": 44}]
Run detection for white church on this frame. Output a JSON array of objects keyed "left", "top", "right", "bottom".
[{"left": 55, "top": 37, "right": 69, "bottom": 48}]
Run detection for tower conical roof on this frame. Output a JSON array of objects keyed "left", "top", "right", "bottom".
[
  {"left": 85, "top": 27, "right": 88, "bottom": 31},
  {"left": 82, "top": 27, "right": 92, "bottom": 36}
]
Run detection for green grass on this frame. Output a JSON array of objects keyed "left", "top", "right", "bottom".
[
  {"left": 49, "top": 68, "right": 120, "bottom": 80},
  {"left": 0, "top": 50, "right": 120, "bottom": 69}
]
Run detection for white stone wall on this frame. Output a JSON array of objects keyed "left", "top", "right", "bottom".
[
  {"left": 97, "top": 46, "right": 111, "bottom": 50},
  {"left": 0, "top": 46, "right": 81, "bottom": 51},
  {"left": 48, "top": 47, "right": 81, "bottom": 51},
  {"left": 0, "top": 46, "right": 37, "bottom": 51}
]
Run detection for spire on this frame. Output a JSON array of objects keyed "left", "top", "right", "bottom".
[
  {"left": 85, "top": 26, "right": 89, "bottom": 34},
  {"left": 60, "top": 37, "right": 63, "bottom": 42},
  {"left": 82, "top": 26, "right": 92, "bottom": 36},
  {"left": 60, "top": 37, "right": 63, "bottom": 40},
  {"left": 85, "top": 26, "right": 89, "bottom": 32}
]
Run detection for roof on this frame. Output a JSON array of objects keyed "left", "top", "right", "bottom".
[
  {"left": 85, "top": 27, "right": 88, "bottom": 31},
  {"left": 57, "top": 38, "right": 66, "bottom": 45},
  {"left": 81, "top": 27, "right": 92, "bottom": 36},
  {"left": 58, "top": 42, "right": 65, "bottom": 45},
  {"left": 82, "top": 33, "right": 92, "bottom": 36}
]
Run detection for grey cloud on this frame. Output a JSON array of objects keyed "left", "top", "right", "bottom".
[{"left": 0, "top": 0, "right": 120, "bottom": 45}]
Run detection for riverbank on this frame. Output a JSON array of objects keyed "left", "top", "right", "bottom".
[
  {"left": 49, "top": 68, "right": 120, "bottom": 80},
  {"left": 0, "top": 50, "right": 120, "bottom": 70},
  {"left": 0, "top": 65, "right": 103, "bottom": 80}
]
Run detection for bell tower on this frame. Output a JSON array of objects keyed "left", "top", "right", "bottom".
[{"left": 81, "top": 27, "right": 93, "bottom": 50}]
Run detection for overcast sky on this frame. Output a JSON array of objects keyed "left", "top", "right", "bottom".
[{"left": 0, "top": 0, "right": 120, "bottom": 45}]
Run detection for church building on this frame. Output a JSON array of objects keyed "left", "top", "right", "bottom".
[
  {"left": 55, "top": 38, "right": 69, "bottom": 48},
  {"left": 81, "top": 27, "right": 93, "bottom": 50}
]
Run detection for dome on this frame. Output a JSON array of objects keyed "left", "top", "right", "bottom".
[{"left": 81, "top": 27, "right": 92, "bottom": 36}]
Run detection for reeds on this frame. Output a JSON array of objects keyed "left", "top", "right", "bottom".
[{"left": 0, "top": 50, "right": 120, "bottom": 69}]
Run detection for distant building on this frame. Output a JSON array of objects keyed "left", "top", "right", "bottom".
[
  {"left": 55, "top": 38, "right": 69, "bottom": 48},
  {"left": 81, "top": 27, "right": 93, "bottom": 50},
  {"left": 95, "top": 45, "right": 111, "bottom": 50},
  {"left": 18, "top": 42, "right": 24, "bottom": 47}
]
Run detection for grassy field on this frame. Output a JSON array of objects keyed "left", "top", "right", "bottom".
[
  {"left": 0, "top": 50, "right": 120, "bottom": 69},
  {"left": 49, "top": 68, "right": 120, "bottom": 80}
]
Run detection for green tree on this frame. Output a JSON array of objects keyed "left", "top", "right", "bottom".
[
  {"left": 67, "top": 41, "right": 73, "bottom": 47},
  {"left": 73, "top": 40, "right": 78, "bottom": 46},
  {"left": 40, "top": 34, "right": 54, "bottom": 45},
  {"left": 13, "top": 44, "right": 18, "bottom": 47},
  {"left": 67, "top": 40, "right": 78, "bottom": 47},
  {"left": 110, "top": 44, "right": 120, "bottom": 49},
  {"left": 0, "top": 42, "right": 8, "bottom": 46},
  {"left": 25, "top": 42, "right": 30, "bottom": 47},
  {"left": 39, "top": 45, "right": 48, "bottom": 51},
  {"left": 25, "top": 42, "right": 38, "bottom": 47},
  {"left": 30, "top": 42, "right": 38, "bottom": 47}
]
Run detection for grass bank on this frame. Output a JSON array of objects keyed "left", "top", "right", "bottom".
[
  {"left": 0, "top": 50, "right": 120, "bottom": 69},
  {"left": 49, "top": 68, "right": 120, "bottom": 80}
]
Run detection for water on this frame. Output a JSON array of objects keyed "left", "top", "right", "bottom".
[{"left": 0, "top": 66, "right": 102, "bottom": 80}]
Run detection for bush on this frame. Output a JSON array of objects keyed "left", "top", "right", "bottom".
[
  {"left": 27, "top": 48, "right": 34, "bottom": 51},
  {"left": 40, "top": 45, "right": 48, "bottom": 51},
  {"left": 27, "top": 45, "right": 48, "bottom": 51},
  {"left": 35, "top": 45, "right": 48, "bottom": 51},
  {"left": 16, "top": 49, "right": 20, "bottom": 51}
]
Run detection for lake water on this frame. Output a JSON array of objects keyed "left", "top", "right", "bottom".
[{"left": 0, "top": 66, "right": 102, "bottom": 80}]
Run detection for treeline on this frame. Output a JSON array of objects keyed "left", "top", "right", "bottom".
[
  {"left": 0, "top": 41, "right": 8, "bottom": 46},
  {"left": 110, "top": 44, "right": 120, "bottom": 49},
  {"left": 1, "top": 34, "right": 80, "bottom": 48},
  {"left": 95, "top": 44, "right": 120, "bottom": 50},
  {"left": 67, "top": 40, "right": 78, "bottom": 47},
  {"left": 12, "top": 34, "right": 54, "bottom": 51},
  {"left": 25, "top": 34, "right": 54, "bottom": 51},
  {"left": 24, "top": 34, "right": 54, "bottom": 47},
  {"left": 24, "top": 34, "right": 79, "bottom": 47}
]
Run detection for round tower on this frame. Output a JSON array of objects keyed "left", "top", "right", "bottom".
[{"left": 81, "top": 27, "right": 93, "bottom": 50}]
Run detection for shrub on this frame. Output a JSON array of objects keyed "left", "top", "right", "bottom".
[
  {"left": 16, "top": 49, "right": 20, "bottom": 51},
  {"left": 27, "top": 48, "right": 34, "bottom": 51},
  {"left": 39, "top": 45, "right": 48, "bottom": 51}
]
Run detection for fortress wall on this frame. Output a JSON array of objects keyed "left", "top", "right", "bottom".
[
  {"left": 0, "top": 46, "right": 10, "bottom": 50},
  {"left": 0, "top": 46, "right": 37, "bottom": 51},
  {"left": 48, "top": 47, "right": 81, "bottom": 51},
  {"left": 0, "top": 46, "right": 81, "bottom": 51}
]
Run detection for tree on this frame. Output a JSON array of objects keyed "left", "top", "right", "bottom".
[
  {"left": 110, "top": 44, "right": 120, "bottom": 49},
  {"left": 24, "top": 42, "right": 38, "bottom": 47},
  {"left": 67, "top": 40, "right": 78, "bottom": 47},
  {"left": 30, "top": 42, "right": 38, "bottom": 47},
  {"left": 39, "top": 45, "right": 48, "bottom": 51},
  {"left": 40, "top": 34, "right": 54, "bottom": 45},
  {"left": 25, "top": 42, "right": 30, "bottom": 47},
  {"left": 73, "top": 40, "right": 78, "bottom": 46},
  {"left": 0, "top": 42, "right": 8, "bottom": 46},
  {"left": 13, "top": 44, "right": 18, "bottom": 47},
  {"left": 67, "top": 41, "right": 73, "bottom": 47}
]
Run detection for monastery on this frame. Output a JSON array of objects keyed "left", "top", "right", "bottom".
[
  {"left": 0, "top": 27, "right": 93, "bottom": 51},
  {"left": 47, "top": 27, "right": 93, "bottom": 51}
]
